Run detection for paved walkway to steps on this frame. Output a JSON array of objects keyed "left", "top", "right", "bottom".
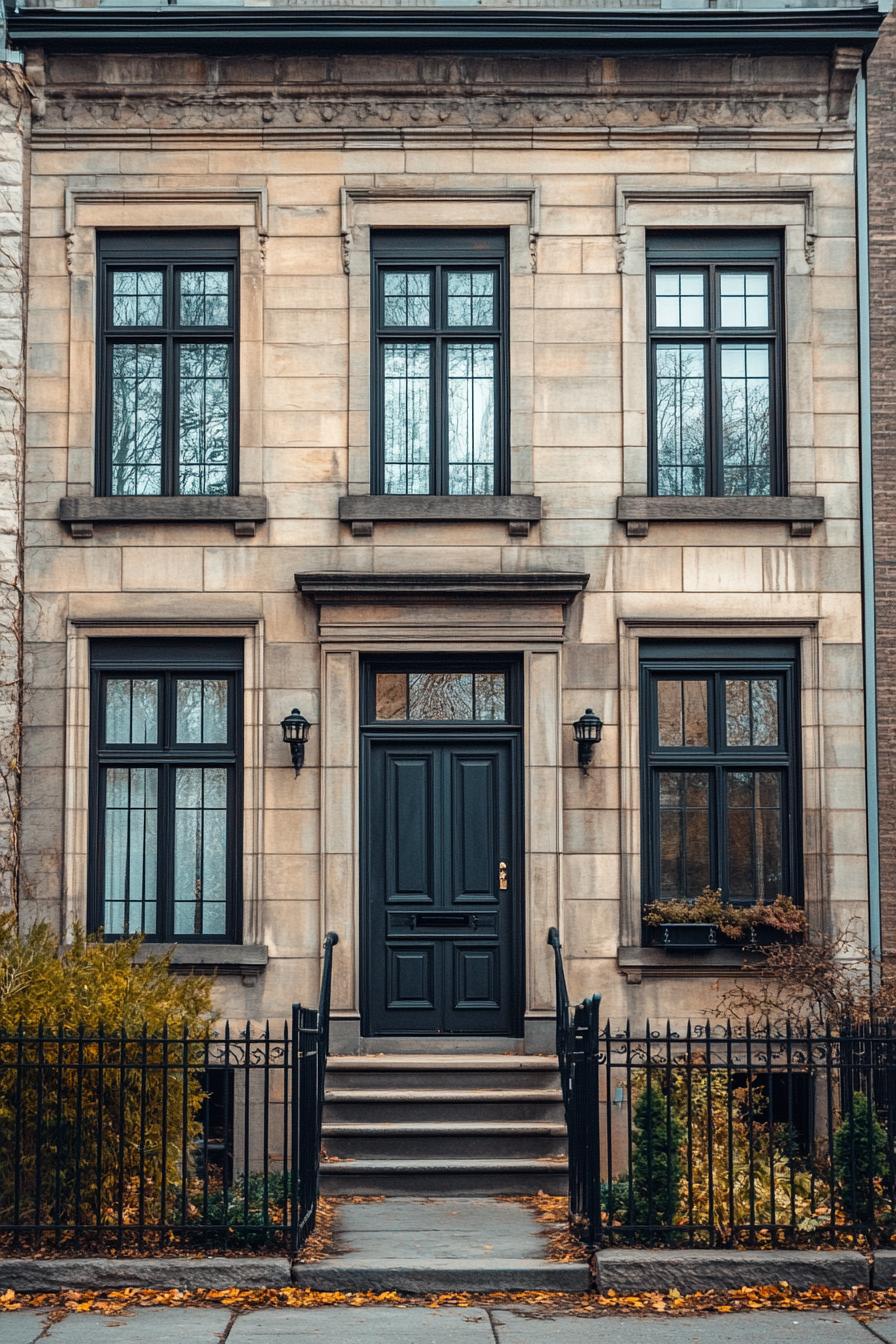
[
  {"left": 291, "top": 1196, "right": 592, "bottom": 1292},
  {"left": 2, "top": 1308, "right": 895, "bottom": 1342}
]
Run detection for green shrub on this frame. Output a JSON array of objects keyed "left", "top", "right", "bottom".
[
  {"left": 631, "top": 1082, "right": 682, "bottom": 1232},
  {"left": 0, "top": 915, "right": 213, "bottom": 1243},
  {"left": 834, "top": 1092, "right": 889, "bottom": 1225}
]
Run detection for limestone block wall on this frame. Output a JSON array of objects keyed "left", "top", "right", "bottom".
[
  {"left": 0, "top": 60, "right": 27, "bottom": 913},
  {"left": 18, "top": 46, "right": 868, "bottom": 1029}
]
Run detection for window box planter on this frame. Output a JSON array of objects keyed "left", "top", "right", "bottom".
[
  {"left": 652, "top": 921, "right": 720, "bottom": 950},
  {"left": 649, "top": 921, "right": 804, "bottom": 951}
]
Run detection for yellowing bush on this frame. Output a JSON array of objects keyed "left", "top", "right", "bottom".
[{"left": 0, "top": 916, "right": 213, "bottom": 1246}]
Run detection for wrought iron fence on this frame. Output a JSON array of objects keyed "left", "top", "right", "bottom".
[
  {"left": 0, "top": 932, "right": 338, "bottom": 1256},
  {"left": 548, "top": 933, "right": 896, "bottom": 1249}
]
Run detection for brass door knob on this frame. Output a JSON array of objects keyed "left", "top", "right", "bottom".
[{"left": 498, "top": 861, "right": 508, "bottom": 891}]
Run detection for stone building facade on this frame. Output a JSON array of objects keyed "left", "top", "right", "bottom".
[{"left": 3, "top": 1, "right": 884, "bottom": 1048}]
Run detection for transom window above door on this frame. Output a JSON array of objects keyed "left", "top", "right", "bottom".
[
  {"left": 647, "top": 232, "right": 784, "bottom": 498},
  {"left": 371, "top": 231, "right": 508, "bottom": 496},
  {"left": 639, "top": 640, "right": 801, "bottom": 916},
  {"left": 97, "top": 232, "right": 238, "bottom": 497}
]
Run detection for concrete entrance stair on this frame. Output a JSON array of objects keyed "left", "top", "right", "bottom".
[
  {"left": 291, "top": 1196, "right": 590, "bottom": 1292},
  {"left": 320, "top": 1054, "right": 567, "bottom": 1195}
]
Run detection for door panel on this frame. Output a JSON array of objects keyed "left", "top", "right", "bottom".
[
  {"left": 449, "top": 753, "right": 498, "bottom": 904},
  {"left": 364, "top": 733, "right": 520, "bottom": 1036},
  {"left": 386, "top": 753, "right": 434, "bottom": 904}
]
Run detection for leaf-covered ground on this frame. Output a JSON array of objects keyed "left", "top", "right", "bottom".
[{"left": 3, "top": 1284, "right": 896, "bottom": 1321}]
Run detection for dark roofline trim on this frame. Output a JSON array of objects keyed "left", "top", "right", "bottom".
[{"left": 4, "top": 5, "right": 886, "bottom": 53}]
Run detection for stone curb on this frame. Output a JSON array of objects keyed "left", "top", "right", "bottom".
[
  {"left": 0, "top": 1257, "right": 292, "bottom": 1291},
  {"left": 872, "top": 1249, "right": 896, "bottom": 1288},
  {"left": 290, "top": 1259, "right": 593, "bottom": 1293},
  {"left": 594, "top": 1249, "right": 870, "bottom": 1294}
]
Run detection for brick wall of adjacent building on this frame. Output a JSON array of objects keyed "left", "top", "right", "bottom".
[{"left": 869, "top": 17, "right": 896, "bottom": 962}]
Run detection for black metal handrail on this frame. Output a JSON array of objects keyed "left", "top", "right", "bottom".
[
  {"left": 317, "top": 930, "right": 339, "bottom": 1119},
  {"left": 547, "top": 927, "right": 571, "bottom": 1107}
]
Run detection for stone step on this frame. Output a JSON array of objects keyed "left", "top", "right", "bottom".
[
  {"left": 325, "top": 1087, "right": 563, "bottom": 1104},
  {"left": 324, "top": 1094, "right": 563, "bottom": 1124},
  {"left": 322, "top": 1118, "right": 567, "bottom": 1159},
  {"left": 326, "top": 1054, "right": 559, "bottom": 1093},
  {"left": 319, "top": 1157, "right": 569, "bottom": 1196},
  {"left": 291, "top": 1258, "right": 591, "bottom": 1293}
]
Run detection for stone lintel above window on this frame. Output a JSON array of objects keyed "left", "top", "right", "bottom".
[
  {"left": 616, "top": 494, "right": 825, "bottom": 539},
  {"left": 59, "top": 494, "right": 269, "bottom": 538},
  {"left": 338, "top": 493, "right": 542, "bottom": 538}
]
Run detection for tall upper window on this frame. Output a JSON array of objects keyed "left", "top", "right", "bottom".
[
  {"left": 372, "top": 231, "right": 508, "bottom": 495},
  {"left": 97, "top": 232, "right": 238, "bottom": 497},
  {"left": 647, "top": 233, "right": 783, "bottom": 498},
  {"left": 89, "top": 639, "right": 242, "bottom": 942},
  {"left": 640, "top": 640, "right": 801, "bottom": 912}
]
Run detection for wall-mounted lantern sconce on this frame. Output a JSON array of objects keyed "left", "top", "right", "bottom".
[
  {"left": 281, "top": 707, "right": 310, "bottom": 776},
  {"left": 573, "top": 707, "right": 603, "bottom": 772}
]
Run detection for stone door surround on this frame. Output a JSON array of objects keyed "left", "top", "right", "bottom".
[{"left": 296, "top": 571, "right": 588, "bottom": 1050}]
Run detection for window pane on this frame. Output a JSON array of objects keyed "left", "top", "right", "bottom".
[
  {"left": 178, "top": 343, "right": 230, "bottom": 496},
  {"left": 173, "top": 767, "right": 228, "bottom": 937},
  {"left": 720, "top": 271, "right": 770, "bottom": 329},
  {"left": 112, "top": 270, "right": 163, "bottom": 327},
  {"left": 110, "top": 343, "right": 163, "bottom": 495},
  {"left": 725, "top": 677, "right": 779, "bottom": 747},
  {"left": 725, "top": 770, "right": 783, "bottom": 903},
  {"left": 105, "top": 677, "right": 159, "bottom": 745},
  {"left": 656, "top": 679, "right": 708, "bottom": 748},
  {"left": 446, "top": 270, "right": 496, "bottom": 327},
  {"left": 383, "top": 342, "right": 431, "bottom": 494},
  {"left": 176, "top": 678, "right": 229, "bottom": 744},
  {"left": 721, "top": 343, "right": 771, "bottom": 496},
  {"left": 383, "top": 271, "right": 431, "bottom": 327},
  {"left": 179, "top": 269, "right": 230, "bottom": 326},
  {"left": 474, "top": 672, "right": 506, "bottom": 722},
  {"left": 103, "top": 766, "right": 158, "bottom": 936},
  {"left": 654, "top": 271, "right": 705, "bottom": 328},
  {"left": 446, "top": 343, "right": 495, "bottom": 495},
  {"left": 655, "top": 343, "right": 706, "bottom": 496},
  {"left": 408, "top": 671, "right": 473, "bottom": 720},
  {"left": 375, "top": 672, "right": 408, "bottom": 720},
  {"left": 657, "top": 771, "right": 710, "bottom": 899}
]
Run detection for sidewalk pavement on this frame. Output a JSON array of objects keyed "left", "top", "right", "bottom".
[{"left": 3, "top": 1305, "right": 896, "bottom": 1341}]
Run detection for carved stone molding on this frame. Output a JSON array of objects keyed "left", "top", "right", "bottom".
[
  {"left": 64, "top": 187, "right": 269, "bottom": 273},
  {"left": 615, "top": 186, "right": 817, "bottom": 272},
  {"left": 340, "top": 185, "right": 540, "bottom": 274}
]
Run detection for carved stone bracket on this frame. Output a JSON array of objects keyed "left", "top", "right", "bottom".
[
  {"left": 340, "top": 184, "right": 540, "bottom": 274},
  {"left": 615, "top": 185, "right": 816, "bottom": 273}
]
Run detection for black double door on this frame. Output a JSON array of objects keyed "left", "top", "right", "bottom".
[{"left": 362, "top": 733, "right": 521, "bottom": 1036}]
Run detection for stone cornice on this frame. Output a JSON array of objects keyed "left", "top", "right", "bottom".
[
  {"left": 30, "top": 123, "right": 856, "bottom": 153},
  {"left": 295, "top": 571, "right": 589, "bottom": 607}
]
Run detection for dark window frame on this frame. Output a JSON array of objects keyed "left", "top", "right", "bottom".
[
  {"left": 370, "top": 230, "right": 510, "bottom": 496},
  {"left": 88, "top": 637, "right": 244, "bottom": 944},
  {"left": 647, "top": 231, "right": 786, "bottom": 498},
  {"left": 639, "top": 638, "right": 802, "bottom": 918},
  {"left": 96, "top": 231, "right": 240, "bottom": 498}
]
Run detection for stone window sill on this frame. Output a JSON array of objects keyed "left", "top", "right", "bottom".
[
  {"left": 338, "top": 494, "right": 542, "bottom": 538},
  {"left": 134, "top": 942, "right": 268, "bottom": 986},
  {"left": 59, "top": 495, "right": 269, "bottom": 538},
  {"left": 618, "top": 945, "right": 761, "bottom": 984},
  {"left": 616, "top": 495, "right": 825, "bottom": 538}
]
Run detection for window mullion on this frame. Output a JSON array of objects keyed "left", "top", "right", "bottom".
[{"left": 433, "top": 334, "right": 443, "bottom": 496}]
